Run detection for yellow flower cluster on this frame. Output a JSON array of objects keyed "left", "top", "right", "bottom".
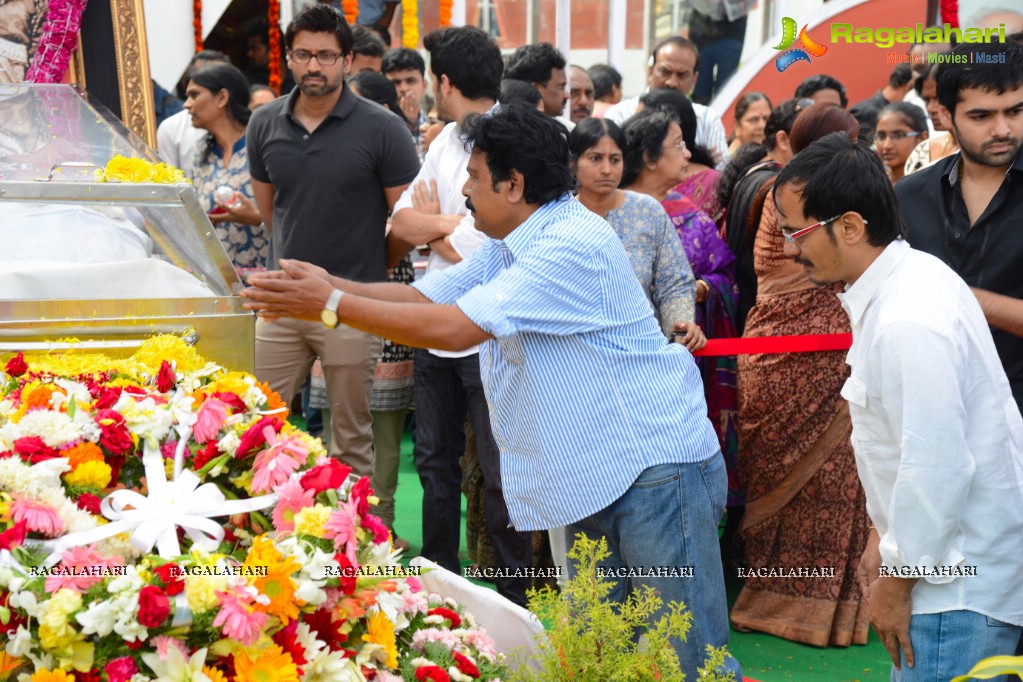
[
  {"left": 293, "top": 504, "right": 332, "bottom": 537},
  {"left": 402, "top": 0, "right": 419, "bottom": 48},
  {"left": 363, "top": 611, "right": 399, "bottom": 668},
  {"left": 37, "top": 590, "right": 94, "bottom": 670},
  {"left": 97, "top": 155, "right": 188, "bottom": 184},
  {"left": 63, "top": 460, "right": 112, "bottom": 489}
]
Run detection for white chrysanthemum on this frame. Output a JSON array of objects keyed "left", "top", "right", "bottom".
[
  {"left": 448, "top": 667, "right": 474, "bottom": 682},
  {"left": 3, "top": 408, "right": 84, "bottom": 447},
  {"left": 302, "top": 649, "right": 365, "bottom": 682}
]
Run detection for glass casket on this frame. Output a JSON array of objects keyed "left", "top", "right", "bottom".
[{"left": 0, "top": 83, "right": 253, "bottom": 372}]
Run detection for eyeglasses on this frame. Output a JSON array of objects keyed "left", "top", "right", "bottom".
[
  {"left": 875, "top": 131, "right": 923, "bottom": 143},
  {"left": 781, "top": 214, "right": 843, "bottom": 248},
  {"left": 288, "top": 49, "right": 343, "bottom": 65},
  {"left": 665, "top": 140, "right": 688, "bottom": 153}
]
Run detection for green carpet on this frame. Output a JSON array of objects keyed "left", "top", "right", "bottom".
[{"left": 356, "top": 424, "right": 893, "bottom": 681}]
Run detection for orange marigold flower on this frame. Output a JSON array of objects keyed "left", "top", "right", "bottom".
[{"left": 62, "top": 441, "right": 105, "bottom": 470}]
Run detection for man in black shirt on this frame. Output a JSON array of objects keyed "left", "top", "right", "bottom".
[{"left": 896, "top": 40, "right": 1023, "bottom": 414}]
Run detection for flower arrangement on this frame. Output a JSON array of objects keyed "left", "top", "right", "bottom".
[
  {"left": 342, "top": 0, "right": 360, "bottom": 26},
  {"left": 401, "top": 0, "right": 418, "bottom": 49},
  {"left": 96, "top": 156, "right": 188, "bottom": 184},
  {"left": 268, "top": 0, "right": 282, "bottom": 94},
  {"left": 25, "top": 0, "right": 90, "bottom": 84},
  {"left": 0, "top": 338, "right": 509, "bottom": 681},
  {"left": 438, "top": 0, "right": 453, "bottom": 28}
]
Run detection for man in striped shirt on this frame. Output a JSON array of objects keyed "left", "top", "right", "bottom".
[{"left": 243, "top": 104, "right": 742, "bottom": 680}]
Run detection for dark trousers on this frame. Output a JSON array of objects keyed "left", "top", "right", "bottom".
[{"left": 413, "top": 349, "right": 533, "bottom": 606}]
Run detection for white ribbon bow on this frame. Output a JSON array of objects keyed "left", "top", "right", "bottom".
[{"left": 44, "top": 433, "right": 278, "bottom": 566}]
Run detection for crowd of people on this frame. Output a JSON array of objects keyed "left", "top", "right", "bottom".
[{"left": 149, "top": 2, "right": 1023, "bottom": 679}]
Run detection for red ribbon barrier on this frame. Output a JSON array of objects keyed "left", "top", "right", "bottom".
[{"left": 691, "top": 333, "right": 852, "bottom": 357}]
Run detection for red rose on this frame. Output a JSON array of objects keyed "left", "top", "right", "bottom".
[
  {"left": 427, "top": 607, "right": 462, "bottom": 628},
  {"left": 75, "top": 493, "right": 102, "bottom": 515},
  {"left": 414, "top": 666, "right": 451, "bottom": 682},
  {"left": 156, "top": 360, "right": 176, "bottom": 393},
  {"left": 95, "top": 409, "right": 134, "bottom": 455},
  {"left": 350, "top": 476, "right": 373, "bottom": 516},
  {"left": 137, "top": 585, "right": 171, "bottom": 627},
  {"left": 105, "top": 656, "right": 138, "bottom": 682},
  {"left": 4, "top": 352, "right": 27, "bottom": 377},
  {"left": 92, "top": 386, "right": 122, "bottom": 410},
  {"left": 13, "top": 436, "right": 60, "bottom": 464},
  {"left": 453, "top": 652, "right": 480, "bottom": 677},
  {"left": 152, "top": 563, "right": 185, "bottom": 596},
  {"left": 300, "top": 459, "right": 352, "bottom": 494},
  {"left": 235, "top": 417, "right": 282, "bottom": 459},
  {"left": 213, "top": 391, "right": 247, "bottom": 413}
]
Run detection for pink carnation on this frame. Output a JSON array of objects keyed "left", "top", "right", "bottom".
[
  {"left": 152, "top": 635, "right": 189, "bottom": 660},
  {"left": 411, "top": 627, "right": 461, "bottom": 651},
  {"left": 462, "top": 629, "right": 500, "bottom": 661},
  {"left": 400, "top": 589, "right": 429, "bottom": 616},
  {"left": 405, "top": 576, "right": 423, "bottom": 592},
  {"left": 9, "top": 498, "right": 64, "bottom": 537},
  {"left": 193, "top": 398, "right": 229, "bottom": 444},
  {"left": 45, "top": 546, "right": 125, "bottom": 593},
  {"left": 251, "top": 427, "right": 307, "bottom": 494},
  {"left": 212, "top": 589, "right": 268, "bottom": 646},
  {"left": 361, "top": 512, "right": 392, "bottom": 545},
  {"left": 272, "top": 477, "right": 315, "bottom": 534},
  {"left": 105, "top": 656, "right": 138, "bottom": 682}
]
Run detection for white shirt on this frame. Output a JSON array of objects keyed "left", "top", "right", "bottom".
[
  {"left": 604, "top": 94, "right": 730, "bottom": 169},
  {"left": 839, "top": 239, "right": 1023, "bottom": 625},
  {"left": 156, "top": 109, "right": 206, "bottom": 178},
  {"left": 393, "top": 120, "right": 487, "bottom": 358}
]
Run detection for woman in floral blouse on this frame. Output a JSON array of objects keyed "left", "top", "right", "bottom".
[{"left": 185, "top": 63, "right": 268, "bottom": 275}]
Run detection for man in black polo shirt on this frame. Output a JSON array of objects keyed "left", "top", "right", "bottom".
[
  {"left": 896, "top": 40, "right": 1023, "bottom": 414},
  {"left": 247, "top": 4, "right": 420, "bottom": 476}
]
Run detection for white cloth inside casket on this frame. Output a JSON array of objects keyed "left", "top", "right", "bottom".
[{"left": 0, "top": 204, "right": 215, "bottom": 299}]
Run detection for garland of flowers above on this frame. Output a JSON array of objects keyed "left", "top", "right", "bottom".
[
  {"left": 97, "top": 155, "right": 188, "bottom": 184},
  {"left": 402, "top": 0, "right": 419, "bottom": 48},
  {"left": 439, "top": 0, "right": 453, "bottom": 28},
  {"left": 193, "top": 0, "right": 204, "bottom": 51},
  {"left": 940, "top": 0, "right": 959, "bottom": 28},
  {"left": 24, "top": 0, "right": 89, "bottom": 84},
  {"left": 268, "top": 0, "right": 282, "bottom": 94},
  {"left": 342, "top": 0, "right": 359, "bottom": 25}
]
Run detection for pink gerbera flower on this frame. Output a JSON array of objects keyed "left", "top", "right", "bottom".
[
  {"left": 45, "top": 546, "right": 125, "bottom": 593},
  {"left": 272, "top": 477, "right": 315, "bottom": 533},
  {"left": 323, "top": 497, "right": 359, "bottom": 557},
  {"left": 211, "top": 589, "right": 268, "bottom": 646},
  {"left": 193, "top": 397, "right": 229, "bottom": 444},
  {"left": 251, "top": 426, "right": 308, "bottom": 494},
  {"left": 9, "top": 498, "right": 64, "bottom": 537}
]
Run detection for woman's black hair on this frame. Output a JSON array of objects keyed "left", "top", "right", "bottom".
[
  {"left": 499, "top": 78, "right": 542, "bottom": 108},
  {"left": 461, "top": 103, "right": 575, "bottom": 205},
  {"left": 734, "top": 91, "right": 772, "bottom": 124},
  {"left": 190, "top": 63, "right": 252, "bottom": 163},
  {"left": 568, "top": 117, "right": 626, "bottom": 161},
  {"left": 638, "top": 89, "right": 715, "bottom": 168},
  {"left": 347, "top": 70, "right": 405, "bottom": 122},
  {"left": 876, "top": 101, "right": 928, "bottom": 134},
  {"left": 620, "top": 108, "right": 677, "bottom": 187}
]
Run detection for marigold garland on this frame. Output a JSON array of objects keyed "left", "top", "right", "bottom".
[
  {"left": 342, "top": 0, "right": 359, "bottom": 25},
  {"left": 96, "top": 155, "right": 189, "bottom": 185},
  {"left": 402, "top": 0, "right": 419, "bottom": 48},
  {"left": 25, "top": 0, "right": 89, "bottom": 84},
  {"left": 193, "top": 0, "right": 204, "bottom": 52},
  {"left": 438, "top": 0, "right": 453, "bottom": 28},
  {"left": 268, "top": 0, "right": 282, "bottom": 93},
  {"left": 940, "top": 0, "right": 959, "bottom": 28}
]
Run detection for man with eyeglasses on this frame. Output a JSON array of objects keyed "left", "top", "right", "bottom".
[
  {"left": 777, "top": 130, "right": 1023, "bottom": 682},
  {"left": 246, "top": 3, "right": 420, "bottom": 478},
  {"left": 604, "top": 36, "right": 729, "bottom": 168}
]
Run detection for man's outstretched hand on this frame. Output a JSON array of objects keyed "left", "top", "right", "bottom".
[{"left": 241, "top": 259, "right": 333, "bottom": 320}]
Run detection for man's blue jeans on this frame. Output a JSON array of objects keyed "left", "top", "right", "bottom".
[
  {"left": 891, "top": 610, "right": 1022, "bottom": 681},
  {"left": 565, "top": 456, "right": 742, "bottom": 680}
]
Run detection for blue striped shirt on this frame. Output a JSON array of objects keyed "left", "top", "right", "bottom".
[{"left": 413, "top": 195, "right": 719, "bottom": 530}]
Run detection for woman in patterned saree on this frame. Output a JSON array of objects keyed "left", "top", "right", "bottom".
[
  {"left": 186, "top": 63, "right": 268, "bottom": 275},
  {"left": 730, "top": 103, "right": 871, "bottom": 647},
  {"left": 621, "top": 109, "right": 742, "bottom": 514}
]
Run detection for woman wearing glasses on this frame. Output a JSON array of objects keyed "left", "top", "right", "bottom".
[
  {"left": 730, "top": 103, "right": 872, "bottom": 649},
  {"left": 621, "top": 109, "right": 742, "bottom": 520},
  {"left": 874, "top": 102, "right": 928, "bottom": 183}
]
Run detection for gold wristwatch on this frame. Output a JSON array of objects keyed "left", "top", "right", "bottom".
[{"left": 320, "top": 288, "right": 345, "bottom": 329}]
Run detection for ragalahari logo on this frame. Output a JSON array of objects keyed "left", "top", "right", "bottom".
[{"left": 773, "top": 17, "right": 829, "bottom": 72}]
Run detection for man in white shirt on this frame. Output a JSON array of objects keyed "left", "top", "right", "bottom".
[
  {"left": 604, "top": 36, "right": 728, "bottom": 167},
  {"left": 389, "top": 25, "right": 534, "bottom": 607},
  {"left": 774, "top": 131, "right": 1023, "bottom": 681}
]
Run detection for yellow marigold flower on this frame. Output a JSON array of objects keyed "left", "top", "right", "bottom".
[
  {"left": 99, "top": 155, "right": 188, "bottom": 185},
  {"left": 29, "top": 669, "right": 75, "bottom": 682},
  {"left": 363, "top": 611, "right": 399, "bottom": 669},
  {"left": 62, "top": 441, "right": 104, "bottom": 470},
  {"left": 232, "top": 644, "right": 299, "bottom": 682},
  {"left": 62, "top": 460, "right": 112, "bottom": 489},
  {"left": 293, "top": 504, "right": 332, "bottom": 538},
  {"left": 202, "top": 666, "right": 228, "bottom": 682}
]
